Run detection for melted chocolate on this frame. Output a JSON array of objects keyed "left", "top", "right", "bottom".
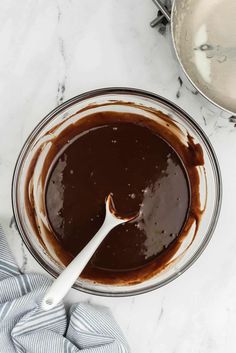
[
  {"left": 24, "top": 105, "right": 204, "bottom": 285},
  {"left": 45, "top": 113, "right": 190, "bottom": 276}
]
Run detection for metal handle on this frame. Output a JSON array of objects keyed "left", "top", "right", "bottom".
[{"left": 151, "top": 0, "right": 171, "bottom": 27}]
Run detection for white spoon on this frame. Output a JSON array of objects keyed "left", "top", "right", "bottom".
[{"left": 42, "top": 194, "right": 137, "bottom": 311}]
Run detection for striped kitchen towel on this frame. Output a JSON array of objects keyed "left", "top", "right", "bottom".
[{"left": 0, "top": 225, "right": 130, "bottom": 353}]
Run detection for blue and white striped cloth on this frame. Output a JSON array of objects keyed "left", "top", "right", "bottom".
[{"left": 0, "top": 225, "right": 130, "bottom": 353}]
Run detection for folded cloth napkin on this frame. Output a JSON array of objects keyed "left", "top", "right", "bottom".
[{"left": 0, "top": 225, "right": 130, "bottom": 353}]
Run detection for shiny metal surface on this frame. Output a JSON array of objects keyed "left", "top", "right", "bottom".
[{"left": 152, "top": 0, "right": 236, "bottom": 114}]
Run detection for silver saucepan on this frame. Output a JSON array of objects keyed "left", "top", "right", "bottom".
[{"left": 152, "top": 0, "right": 236, "bottom": 115}]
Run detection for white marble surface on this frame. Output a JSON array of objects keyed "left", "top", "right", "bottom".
[{"left": 0, "top": 1, "right": 236, "bottom": 352}]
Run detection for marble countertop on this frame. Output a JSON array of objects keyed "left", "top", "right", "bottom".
[{"left": 1, "top": 1, "right": 236, "bottom": 352}]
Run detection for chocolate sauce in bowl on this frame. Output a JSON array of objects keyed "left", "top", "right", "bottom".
[
  {"left": 25, "top": 108, "right": 204, "bottom": 285},
  {"left": 45, "top": 113, "right": 190, "bottom": 278}
]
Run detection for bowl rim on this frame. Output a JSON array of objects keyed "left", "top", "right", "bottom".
[{"left": 11, "top": 87, "right": 222, "bottom": 297}]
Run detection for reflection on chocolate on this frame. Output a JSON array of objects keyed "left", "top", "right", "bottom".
[{"left": 25, "top": 108, "right": 204, "bottom": 285}]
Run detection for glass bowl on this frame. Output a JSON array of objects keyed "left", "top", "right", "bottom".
[{"left": 12, "top": 88, "right": 222, "bottom": 296}]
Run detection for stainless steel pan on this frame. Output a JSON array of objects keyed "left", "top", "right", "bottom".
[{"left": 152, "top": 0, "right": 236, "bottom": 114}]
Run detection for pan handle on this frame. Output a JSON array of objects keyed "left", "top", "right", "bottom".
[{"left": 151, "top": 0, "right": 171, "bottom": 27}]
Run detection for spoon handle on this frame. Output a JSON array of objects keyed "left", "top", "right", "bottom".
[{"left": 41, "top": 210, "right": 123, "bottom": 311}]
